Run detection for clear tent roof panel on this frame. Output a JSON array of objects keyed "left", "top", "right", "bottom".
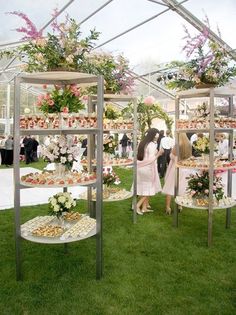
[{"left": 0, "top": 0, "right": 235, "bottom": 96}]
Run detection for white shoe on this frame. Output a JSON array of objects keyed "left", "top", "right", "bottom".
[{"left": 136, "top": 208, "right": 143, "bottom": 215}]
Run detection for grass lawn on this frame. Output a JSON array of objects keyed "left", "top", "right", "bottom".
[{"left": 0, "top": 166, "right": 236, "bottom": 315}]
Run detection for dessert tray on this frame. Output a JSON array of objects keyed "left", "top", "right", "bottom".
[
  {"left": 175, "top": 195, "right": 236, "bottom": 210},
  {"left": 21, "top": 214, "right": 96, "bottom": 244},
  {"left": 81, "top": 157, "right": 133, "bottom": 167},
  {"left": 20, "top": 114, "right": 133, "bottom": 130},
  {"left": 177, "top": 117, "right": 236, "bottom": 130},
  {"left": 177, "top": 157, "right": 236, "bottom": 170},
  {"left": 20, "top": 171, "right": 96, "bottom": 187},
  {"left": 80, "top": 187, "right": 133, "bottom": 202}
]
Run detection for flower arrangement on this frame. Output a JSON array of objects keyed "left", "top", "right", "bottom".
[
  {"left": 103, "top": 170, "right": 120, "bottom": 186},
  {"left": 166, "top": 17, "right": 236, "bottom": 90},
  {"left": 103, "top": 136, "right": 117, "bottom": 155},
  {"left": 42, "top": 135, "right": 79, "bottom": 169},
  {"left": 0, "top": 11, "right": 99, "bottom": 72},
  {"left": 187, "top": 171, "right": 224, "bottom": 201},
  {"left": 80, "top": 52, "right": 134, "bottom": 94},
  {"left": 122, "top": 96, "right": 173, "bottom": 137},
  {"left": 193, "top": 102, "right": 220, "bottom": 118},
  {"left": 104, "top": 103, "right": 121, "bottom": 120},
  {"left": 36, "top": 84, "right": 85, "bottom": 114},
  {"left": 193, "top": 136, "right": 210, "bottom": 154},
  {"left": 48, "top": 192, "right": 76, "bottom": 218},
  {"left": 0, "top": 11, "right": 134, "bottom": 94}
]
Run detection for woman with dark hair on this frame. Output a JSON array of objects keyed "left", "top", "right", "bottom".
[{"left": 136, "top": 128, "right": 162, "bottom": 214}]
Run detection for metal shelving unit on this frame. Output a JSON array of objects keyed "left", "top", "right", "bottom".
[
  {"left": 174, "top": 87, "right": 235, "bottom": 246},
  {"left": 13, "top": 71, "right": 104, "bottom": 280},
  {"left": 86, "top": 94, "right": 138, "bottom": 223}
]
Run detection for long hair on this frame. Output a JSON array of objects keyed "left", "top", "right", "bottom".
[
  {"left": 179, "top": 133, "right": 192, "bottom": 160},
  {"left": 137, "top": 128, "right": 159, "bottom": 161}
]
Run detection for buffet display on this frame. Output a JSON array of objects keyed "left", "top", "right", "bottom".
[
  {"left": 20, "top": 114, "right": 134, "bottom": 130},
  {"left": 175, "top": 195, "right": 236, "bottom": 209},
  {"left": 20, "top": 170, "right": 96, "bottom": 187},
  {"left": 177, "top": 157, "right": 236, "bottom": 169},
  {"left": 81, "top": 157, "right": 133, "bottom": 167},
  {"left": 177, "top": 117, "right": 236, "bottom": 130},
  {"left": 21, "top": 214, "right": 96, "bottom": 240},
  {"left": 80, "top": 187, "right": 132, "bottom": 201}
]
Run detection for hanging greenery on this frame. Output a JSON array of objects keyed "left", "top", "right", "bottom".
[{"left": 121, "top": 96, "right": 173, "bottom": 137}]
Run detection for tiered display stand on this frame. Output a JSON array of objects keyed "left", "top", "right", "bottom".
[
  {"left": 13, "top": 72, "right": 104, "bottom": 280},
  {"left": 174, "top": 87, "right": 235, "bottom": 246},
  {"left": 84, "top": 94, "right": 137, "bottom": 223}
]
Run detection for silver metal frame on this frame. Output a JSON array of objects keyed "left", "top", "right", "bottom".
[
  {"left": 174, "top": 87, "right": 235, "bottom": 246},
  {"left": 13, "top": 72, "right": 104, "bottom": 280}
]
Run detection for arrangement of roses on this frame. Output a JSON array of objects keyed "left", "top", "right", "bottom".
[{"left": 186, "top": 170, "right": 224, "bottom": 201}]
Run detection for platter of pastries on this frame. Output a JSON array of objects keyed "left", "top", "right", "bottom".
[
  {"left": 32, "top": 225, "right": 64, "bottom": 237},
  {"left": 81, "top": 157, "right": 133, "bottom": 167},
  {"left": 80, "top": 187, "right": 133, "bottom": 202},
  {"left": 177, "top": 157, "right": 236, "bottom": 170},
  {"left": 175, "top": 195, "right": 236, "bottom": 209},
  {"left": 21, "top": 215, "right": 96, "bottom": 243},
  {"left": 177, "top": 117, "right": 236, "bottom": 130},
  {"left": 20, "top": 170, "right": 96, "bottom": 187}
]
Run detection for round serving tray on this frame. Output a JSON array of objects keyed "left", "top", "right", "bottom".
[
  {"left": 21, "top": 225, "right": 96, "bottom": 244},
  {"left": 20, "top": 179, "right": 96, "bottom": 188},
  {"left": 175, "top": 197, "right": 236, "bottom": 210},
  {"left": 80, "top": 190, "right": 133, "bottom": 202}
]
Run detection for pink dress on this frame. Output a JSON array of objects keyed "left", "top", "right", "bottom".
[
  {"left": 137, "top": 142, "right": 162, "bottom": 196},
  {"left": 162, "top": 153, "right": 191, "bottom": 196}
]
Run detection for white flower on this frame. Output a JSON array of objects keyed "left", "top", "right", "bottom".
[
  {"left": 50, "top": 198, "right": 57, "bottom": 206},
  {"left": 65, "top": 202, "right": 71, "bottom": 209},
  {"left": 60, "top": 156, "right": 67, "bottom": 164},
  {"left": 53, "top": 205, "right": 60, "bottom": 212},
  {"left": 60, "top": 147, "right": 67, "bottom": 154},
  {"left": 72, "top": 201, "right": 76, "bottom": 207},
  {"left": 66, "top": 54, "right": 74, "bottom": 64},
  {"left": 68, "top": 154, "right": 73, "bottom": 162},
  {"left": 58, "top": 196, "right": 66, "bottom": 203}
]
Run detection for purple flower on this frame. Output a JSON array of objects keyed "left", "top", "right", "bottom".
[{"left": 6, "top": 11, "right": 42, "bottom": 40}]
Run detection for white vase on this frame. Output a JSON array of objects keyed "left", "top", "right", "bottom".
[{"left": 55, "top": 163, "right": 66, "bottom": 177}]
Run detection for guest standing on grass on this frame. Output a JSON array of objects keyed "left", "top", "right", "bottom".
[
  {"left": 162, "top": 133, "right": 192, "bottom": 214},
  {"left": 4, "top": 135, "right": 13, "bottom": 166},
  {"left": 136, "top": 128, "right": 162, "bottom": 215}
]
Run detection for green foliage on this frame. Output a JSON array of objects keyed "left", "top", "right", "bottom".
[
  {"left": 104, "top": 103, "right": 121, "bottom": 120},
  {"left": 122, "top": 98, "right": 174, "bottom": 137}
]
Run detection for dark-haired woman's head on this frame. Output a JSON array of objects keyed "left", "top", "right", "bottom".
[{"left": 137, "top": 128, "right": 159, "bottom": 161}]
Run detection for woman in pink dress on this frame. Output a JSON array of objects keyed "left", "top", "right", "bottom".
[
  {"left": 162, "top": 133, "right": 192, "bottom": 214},
  {"left": 136, "top": 128, "right": 162, "bottom": 215}
]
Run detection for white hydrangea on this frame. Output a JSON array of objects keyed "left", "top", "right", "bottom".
[
  {"left": 65, "top": 202, "right": 71, "bottom": 209},
  {"left": 53, "top": 205, "right": 60, "bottom": 212},
  {"left": 58, "top": 196, "right": 66, "bottom": 203},
  {"left": 50, "top": 198, "right": 57, "bottom": 206}
]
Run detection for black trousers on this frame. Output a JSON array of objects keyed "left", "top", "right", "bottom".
[
  {"left": 0, "top": 148, "right": 6, "bottom": 165},
  {"left": 158, "top": 148, "right": 171, "bottom": 178},
  {"left": 5, "top": 150, "right": 13, "bottom": 165}
]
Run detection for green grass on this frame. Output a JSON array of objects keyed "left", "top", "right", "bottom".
[
  {"left": 0, "top": 166, "right": 236, "bottom": 315},
  {"left": 0, "top": 159, "right": 47, "bottom": 170}
]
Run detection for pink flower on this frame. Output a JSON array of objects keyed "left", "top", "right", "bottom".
[
  {"left": 62, "top": 107, "right": 69, "bottom": 113},
  {"left": 204, "top": 189, "right": 209, "bottom": 194},
  {"left": 198, "top": 182, "right": 203, "bottom": 187},
  {"left": 143, "top": 96, "right": 156, "bottom": 106},
  {"left": 48, "top": 100, "right": 54, "bottom": 106},
  {"left": 82, "top": 95, "right": 88, "bottom": 101}
]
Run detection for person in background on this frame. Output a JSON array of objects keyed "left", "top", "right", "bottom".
[
  {"left": 136, "top": 128, "right": 162, "bottom": 215},
  {"left": 19, "top": 136, "right": 25, "bottom": 161},
  {"left": 0, "top": 135, "right": 6, "bottom": 165},
  {"left": 159, "top": 130, "right": 175, "bottom": 177},
  {"left": 192, "top": 133, "right": 204, "bottom": 157},
  {"left": 81, "top": 137, "right": 88, "bottom": 157},
  {"left": 31, "top": 136, "right": 39, "bottom": 162},
  {"left": 162, "top": 133, "right": 192, "bottom": 214},
  {"left": 218, "top": 133, "right": 229, "bottom": 158},
  {"left": 23, "top": 135, "right": 33, "bottom": 164},
  {"left": 120, "top": 133, "right": 130, "bottom": 157},
  {"left": 156, "top": 130, "right": 165, "bottom": 177},
  {"left": 4, "top": 135, "right": 14, "bottom": 166}
]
